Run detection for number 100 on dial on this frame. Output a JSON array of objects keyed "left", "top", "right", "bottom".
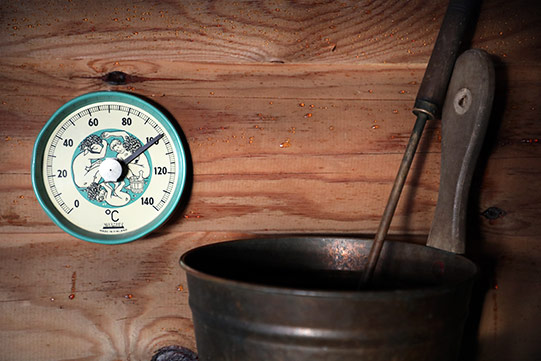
[{"left": 32, "top": 91, "right": 188, "bottom": 244}]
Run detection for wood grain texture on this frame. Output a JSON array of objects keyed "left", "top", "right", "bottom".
[
  {"left": 0, "top": 0, "right": 538, "bottom": 64},
  {"left": 0, "top": 61, "right": 539, "bottom": 237},
  {"left": 0, "top": 231, "right": 248, "bottom": 361},
  {"left": 0, "top": 0, "right": 540, "bottom": 360}
]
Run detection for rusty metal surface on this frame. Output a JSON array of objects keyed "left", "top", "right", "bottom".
[{"left": 181, "top": 236, "right": 477, "bottom": 361}]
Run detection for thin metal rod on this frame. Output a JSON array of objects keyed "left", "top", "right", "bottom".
[{"left": 360, "top": 112, "right": 429, "bottom": 286}]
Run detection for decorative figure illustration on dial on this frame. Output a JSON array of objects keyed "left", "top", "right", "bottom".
[
  {"left": 72, "top": 130, "right": 152, "bottom": 208},
  {"left": 32, "top": 91, "right": 188, "bottom": 244}
]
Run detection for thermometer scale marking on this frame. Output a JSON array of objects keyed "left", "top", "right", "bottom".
[{"left": 45, "top": 105, "right": 173, "bottom": 213}]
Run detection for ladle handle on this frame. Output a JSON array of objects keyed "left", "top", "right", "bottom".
[
  {"left": 413, "top": 0, "right": 479, "bottom": 120},
  {"left": 426, "top": 49, "right": 495, "bottom": 254}
]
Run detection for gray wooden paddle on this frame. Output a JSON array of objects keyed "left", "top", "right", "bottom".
[{"left": 427, "top": 49, "right": 495, "bottom": 253}]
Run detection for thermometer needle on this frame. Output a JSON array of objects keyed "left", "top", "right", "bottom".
[
  {"left": 100, "top": 133, "right": 164, "bottom": 183},
  {"left": 124, "top": 133, "right": 164, "bottom": 165}
]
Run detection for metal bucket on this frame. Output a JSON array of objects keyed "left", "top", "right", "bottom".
[
  {"left": 179, "top": 48, "right": 494, "bottom": 361},
  {"left": 180, "top": 236, "right": 477, "bottom": 361}
]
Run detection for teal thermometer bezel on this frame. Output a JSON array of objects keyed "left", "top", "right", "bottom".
[{"left": 31, "top": 91, "right": 187, "bottom": 244}]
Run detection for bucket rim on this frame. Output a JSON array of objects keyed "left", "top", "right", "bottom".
[{"left": 179, "top": 236, "right": 478, "bottom": 299}]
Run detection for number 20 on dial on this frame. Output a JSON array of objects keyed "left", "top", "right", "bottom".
[{"left": 32, "top": 91, "right": 188, "bottom": 244}]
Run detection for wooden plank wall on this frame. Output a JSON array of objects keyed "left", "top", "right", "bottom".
[{"left": 0, "top": 0, "right": 539, "bottom": 360}]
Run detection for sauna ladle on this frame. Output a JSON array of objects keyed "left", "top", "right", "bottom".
[{"left": 361, "top": 0, "right": 481, "bottom": 284}]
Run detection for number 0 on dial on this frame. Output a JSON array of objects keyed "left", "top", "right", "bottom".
[{"left": 32, "top": 91, "right": 188, "bottom": 244}]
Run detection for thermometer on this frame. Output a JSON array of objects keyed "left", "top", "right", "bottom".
[{"left": 32, "top": 91, "right": 188, "bottom": 244}]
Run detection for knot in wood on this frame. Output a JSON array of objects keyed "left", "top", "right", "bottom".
[
  {"left": 103, "top": 71, "right": 128, "bottom": 85},
  {"left": 151, "top": 346, "right": 198, "bottom": 361},
  {"left": 481, "top": 207, "right": 506, "bottom": 220}
]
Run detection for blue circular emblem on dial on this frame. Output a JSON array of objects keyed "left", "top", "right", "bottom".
[{"left": 71, "top": 129, "right": 153, "bottom": 208}]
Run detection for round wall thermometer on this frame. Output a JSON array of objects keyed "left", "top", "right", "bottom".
[{"left": 32, "top": 91, "right": 188, "bottom": 244}]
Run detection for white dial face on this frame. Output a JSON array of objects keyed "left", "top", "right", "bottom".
[{"left": 41, "top": 101, "right": 180, "bottom": 238}]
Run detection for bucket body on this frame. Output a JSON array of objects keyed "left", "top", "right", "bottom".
[{"left": 180, "top": 237, "right": 477, "bottom": 361}]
